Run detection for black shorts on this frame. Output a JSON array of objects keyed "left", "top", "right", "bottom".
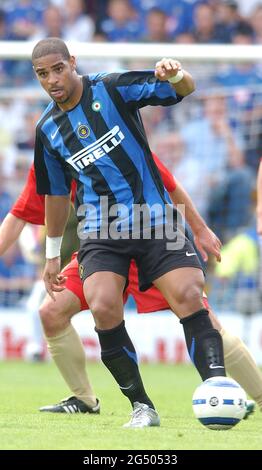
[{"left": 77, "top": 227, "right": 203, "bottom": 291}]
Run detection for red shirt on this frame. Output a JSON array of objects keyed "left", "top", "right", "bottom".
[
  {"left": 11, "top": 167, "right": 77, "bottom": 225},
  {"left": 11, "top": 166, "right": 45, "bottom": 225}
]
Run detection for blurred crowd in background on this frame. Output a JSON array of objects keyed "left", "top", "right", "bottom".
[{"left": 0, "top": 0, "right": 262, "bottom": 313}]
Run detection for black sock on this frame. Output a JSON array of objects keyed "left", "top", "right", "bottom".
[
  {"left": 96, "top": 320, "right": 155, "bottom": 409},
  {"left": 180, "top": 309, "right": 226, "bottom": 381}
]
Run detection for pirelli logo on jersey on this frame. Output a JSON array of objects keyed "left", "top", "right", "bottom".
[{"left": 67, "top": 125, "right": 125, "bottom": 171}]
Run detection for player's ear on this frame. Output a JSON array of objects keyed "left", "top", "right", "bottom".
[{"left": 69, "top": 56, "right": 77, "bottom": 71}]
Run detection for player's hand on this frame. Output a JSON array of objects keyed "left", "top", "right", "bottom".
[
  {"left": 155, "top": 58, "right": 182, "bottom": 82},
  {"left": 257, "top": 209, "right": 262, "bottom": 235},
  {"left": 43, "top": 257, "right": 66, "bottom": 300},
  {"left": 193, "top": 227, "right": 222, "bottom": 263}
]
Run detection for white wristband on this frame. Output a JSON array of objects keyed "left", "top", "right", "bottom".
[
  {"left": 168, "top": 69, "right": 184, "bottom": 84},
  {"left": 46, "top": 236, "right": 62, "bottom": 259}
]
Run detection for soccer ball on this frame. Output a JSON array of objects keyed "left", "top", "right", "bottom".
[{"left": 192, "top": 376, "right": 247, "bottom": 430}]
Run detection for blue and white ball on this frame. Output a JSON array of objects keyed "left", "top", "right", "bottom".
[{"left": 192, "top": 376, "right": 247, "bottom": 430}]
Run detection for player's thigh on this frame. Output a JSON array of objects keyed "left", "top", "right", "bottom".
[
  {"left": 40, "top": 288, "right": 81, "bottom": 320},
  {"left": 83, "top": 271, "right": 126, "bottom": 309},
  {"left": 153, "top": 266, "right": 205, "bottom": 317},
  {"left": 83, "top": 272, "right": 126, "bottom": 328}
]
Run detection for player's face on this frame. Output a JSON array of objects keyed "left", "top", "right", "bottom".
[{"left": 33, "top": 53, "right": 81, "bottom": 109}]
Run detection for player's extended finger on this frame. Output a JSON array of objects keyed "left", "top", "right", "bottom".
[
  {"left": 215, "top": 237, "right": 222, "bottom": 248},
  {"left": 197, "top": 245, "right": 208, "bottom": 263},
  {"left": 212, "top": 246, "right": 221, "bottom": 262}
]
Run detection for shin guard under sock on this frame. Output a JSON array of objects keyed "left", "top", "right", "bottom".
[{"left": 181, "top": 309, "right": 226, "bottom": 381}]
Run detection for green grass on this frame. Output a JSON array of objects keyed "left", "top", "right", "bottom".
[{"left": 0, "top": 361, "right": 261, "bottom": 450}]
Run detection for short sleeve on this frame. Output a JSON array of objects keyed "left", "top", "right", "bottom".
[
  {"left": 10, "top": 165, "right": 45, "bottom": 225},
  {"left": 105, "top": 71, "right": 183, "bottom": 109},
  {"left": 34, "top": 128, "right": 71, "bottom": 196}
]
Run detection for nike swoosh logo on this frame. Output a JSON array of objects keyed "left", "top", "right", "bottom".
[
  {"left": 119, "top": 384, "right": 133, "bottom": 390},
  {"left": 209, "top": 364, "right": 225, "bottom": 369},
  {"left": 51, "top": 127, "right": 60, "bottom": 140},
  {"left": 186, "top": 251, "right": 197, "bottom": 257}
]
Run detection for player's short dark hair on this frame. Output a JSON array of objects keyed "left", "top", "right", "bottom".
[{"left": 32, "top": 37, "right": 70, "bottom": 62}]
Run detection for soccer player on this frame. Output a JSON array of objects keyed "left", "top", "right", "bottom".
[
  {"left": 31, "top": 38, "right": 243, "bottom": 427},
  {"left": 1, "top": 159, "right": 261, "bottom": 416}
]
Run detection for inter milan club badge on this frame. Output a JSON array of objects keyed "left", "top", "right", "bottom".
[
  {"left": 92, "top": 100, "right": 102, "bottom": 112},
  {"left": 77, "top": 124, "right": 90, "bottom": 139}
]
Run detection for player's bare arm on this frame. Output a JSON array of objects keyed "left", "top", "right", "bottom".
[
  {"left": 44, "top": 195, "right": 70, "bottom": 300},
  {"left": 0, "top": 213, "right": 26, "bottom": 256},
  {"left": 257, "top": 159, "right": 262, "bottom": 235},
  {"left": 169, "top": 180, "right": 221, "bottom": 262},
  {"left": 154, "top": 58, "right": 195, "bottom": 96}
]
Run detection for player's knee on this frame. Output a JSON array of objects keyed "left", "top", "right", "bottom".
[
  {"left": 174, "top": 278, "right": 204, "bottom": 307},
  {"left": 183, "top": 285, "right": 203, "bottom": 306},
  {"left": 39, "top": 301, "right": 63, "bottom": 334},
  {"left": 90, "top": 296, "right": 121, "bottom": 327},
  {"left": 90, "top": 298, "right": 115, "bottom": 318}
]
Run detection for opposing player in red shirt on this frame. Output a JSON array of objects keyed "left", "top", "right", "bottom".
[{"left": 1, "top": 155, "right": 260, "bottom": 415}]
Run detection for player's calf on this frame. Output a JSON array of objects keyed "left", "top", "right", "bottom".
[{"left": 181, "top": 309, "right": 226, "bottom": 381}]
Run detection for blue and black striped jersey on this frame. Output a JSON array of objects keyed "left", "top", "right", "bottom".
[{"left": 34, "top": 70, "right": 182, "bottom": 233}]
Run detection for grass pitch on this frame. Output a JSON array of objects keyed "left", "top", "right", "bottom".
[{"left": 0, "top": 361, "right": 261, "bottom": 450}]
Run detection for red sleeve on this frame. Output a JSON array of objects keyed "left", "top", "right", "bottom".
[
  {"left": 11, "top": 165, "right": 77, "bottom": 225},
  {"left": 151, "top": 152, "right": 176, "bottom": 193},
  {"left": 10, "top": 165, "right": 45, "bottom": 225}
]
